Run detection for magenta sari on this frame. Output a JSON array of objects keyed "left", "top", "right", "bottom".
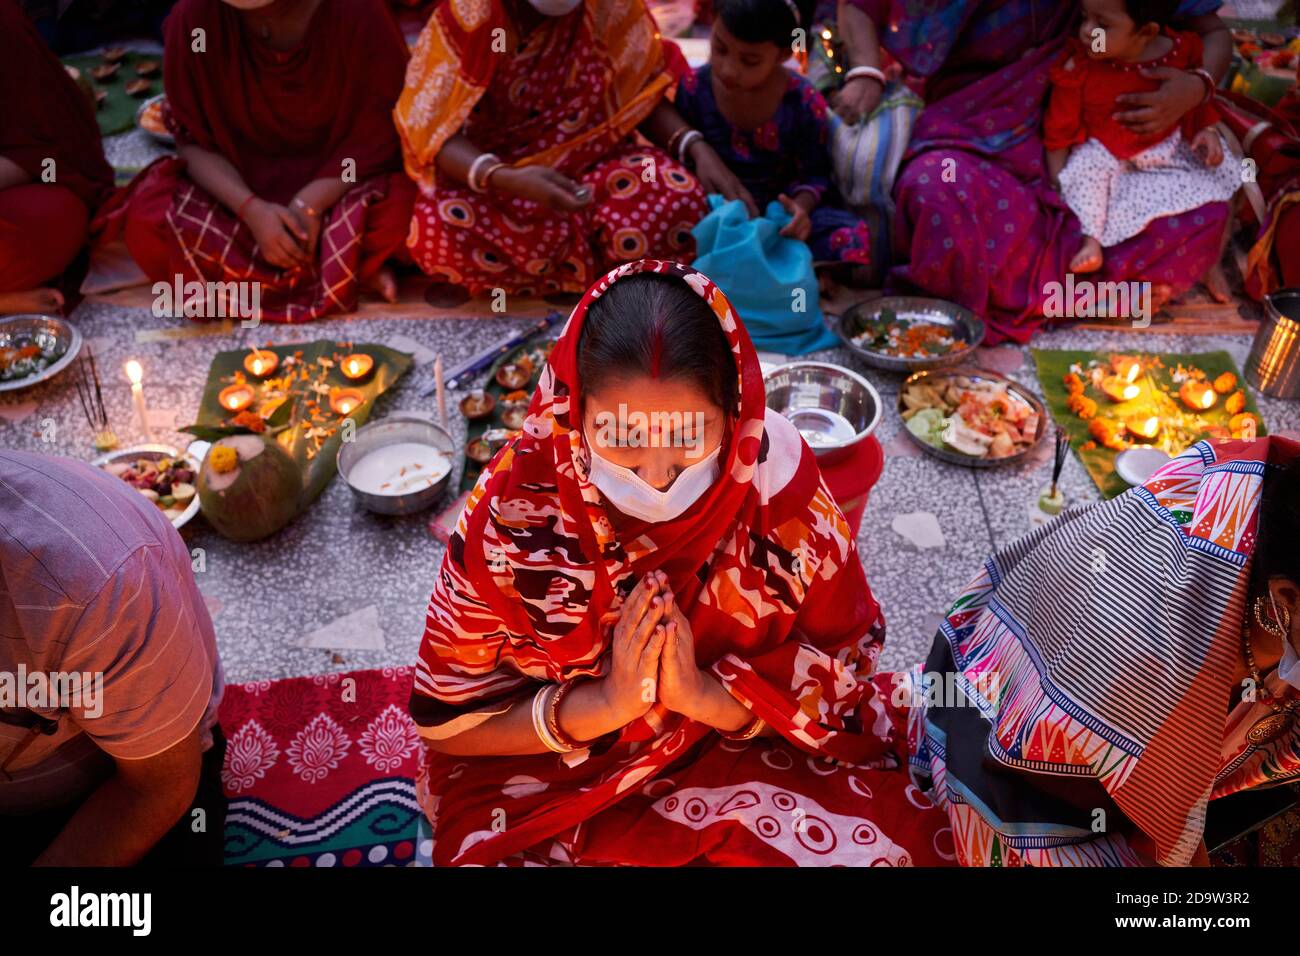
[{"left": 858, "top": 0, "right": 1227, "bottom": 343}]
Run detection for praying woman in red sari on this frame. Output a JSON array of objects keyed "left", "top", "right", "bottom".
[
  {"left": 394, "top": 0, "right": 714, "bottom": 297},
  {"left": 100, "top": 0, "right": 415, "bottom": 323},
  {"left": 0, "top": 0, "right": 114, "bottom": 315},
  {"left": 409, "top": 259, "right": 953, "bottom": 866}
]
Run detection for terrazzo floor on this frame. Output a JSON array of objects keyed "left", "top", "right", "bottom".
[{"left": 5, "top": 298, "right": 1298, "bottom": 682}]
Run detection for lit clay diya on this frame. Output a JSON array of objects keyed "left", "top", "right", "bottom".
[
  {"left": 219, "top": 383, "right": 256, "bottom": 413},
  {"left": 1179, "top": 379, "right": 1217, "bottom": 412},
  {"left": 329, "top": 387, "right": 365, "bottom": 416},
  {"left": 1101, "top": 357, "right": 1142, "bottom": 403},
  {"left": 340, "top": 353, "right": 374, "bottom": 381},
  {"left": 1125, "top": 415, "right": 1161, "bottom": 441},
  {"left": 466, "top": 437, "right": 494, "bottom": 464},
  {"left": 1101, "top": 374, "right": 1141, "bottom": 403},
  {"left": 460, "top": 389, "right": 496, "bottom": 420},
  {"left": 243, "top": 349, "right": 279, "bottom": 378}
]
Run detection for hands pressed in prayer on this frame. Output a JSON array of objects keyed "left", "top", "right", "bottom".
[
  {"left": 1113, "top": 67, "right": 1207, "bottom": 138},
  {"left": 598, "top": 574, "right": 669, "bottom": 724},
  {"left": 638, "top": 571, "right": 758, "bottom": 734},
  {"left": 243, "top": 197, "right": 310, "bottom": 269},
  {"left": 688, "top": 141, "right": 759, "bottom": 218},
  {"left": 494, "top": 165, "right": 593, "bottom": 212}
]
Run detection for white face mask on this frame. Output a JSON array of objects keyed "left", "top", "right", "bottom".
[
  {"left": 526, "top": 0, "right": 582, "bottom": 15},
  {"left": 586, "top": 442, "right": 721, "bottom": 524}
]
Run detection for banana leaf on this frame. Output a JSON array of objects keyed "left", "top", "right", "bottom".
[
  {"left": 63, "top": 52, "right": 163, "bottom": 137},
  {"left": 1032, "top": 348, "right": 1267, "bottom": 499},
  {"left": 184, "top": 340, "right": 412, "bottom": 510}
]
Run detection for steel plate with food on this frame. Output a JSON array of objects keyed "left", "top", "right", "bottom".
[
  {"left": 0, "top": 314, "right": 83, "bottom": 392},
  {"left": 837, "top": 296, "right": 984, "bottom": 372},
  {"left": 94, "top": 444, "right": 204, "bottom": 529},
  {"left": 898, "top": 367, "right": 1047, "bottom": 468},
  {"left": 136, "top": 94, "right": 174, "bottom": 145}
]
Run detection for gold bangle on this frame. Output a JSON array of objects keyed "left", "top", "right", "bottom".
[
  {"left": 719, "top": 714, "right": 765, "bottom": 741},
  {"left": 532, "top": 685, "right": 573, "bottom": 753},
  {"left": 480, "top": 161, "right": 509, "bottom": 192},
  {"left": 546, "top": 679, "right": 585, "bottom": 751}
]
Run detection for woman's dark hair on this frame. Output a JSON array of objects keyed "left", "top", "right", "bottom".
[
  {"left": 1254, "top": 454, "right": 1300, "bottom": 589},
  {"left": 1122, "top": 0, "right": 1181, "bottom": 28},
  {"left": 578, "top": 272, "right": 738, "bottom": 414},
  {"left": 713, "top": 0, "right": 815, "bottom": 46}
]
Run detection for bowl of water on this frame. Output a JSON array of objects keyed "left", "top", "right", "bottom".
[{"left": 763, "top": 361, "right": 882, "bottom": 466}]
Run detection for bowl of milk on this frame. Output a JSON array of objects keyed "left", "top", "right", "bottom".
[{"left": 337, "top": 414, "right": 455, "bottom": 515}]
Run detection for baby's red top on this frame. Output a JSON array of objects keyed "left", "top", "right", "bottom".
[{"left": 1043, "top": 29, "right": 1220, "bottom": 159}]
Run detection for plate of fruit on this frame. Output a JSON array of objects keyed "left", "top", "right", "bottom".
[{"left": 95, "top": 444, "right": 202, "bottom": 528}]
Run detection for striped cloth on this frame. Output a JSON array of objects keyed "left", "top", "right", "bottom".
[
  {"left": 825, "top": 85, "right": 923, "bottom": 276},
  {"left": 908, "top": 437, "right": 1300, "bottom": 866}
]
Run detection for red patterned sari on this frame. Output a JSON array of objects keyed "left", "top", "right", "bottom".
[
  {"left": 410, "top": 259, "right": 951, "bottom": 866},
  {"left": 98, "top": 0, "right": 415, "bottom": 323},
  {"left": 394, "top": 0, "right": 708, "bottom": 295}
]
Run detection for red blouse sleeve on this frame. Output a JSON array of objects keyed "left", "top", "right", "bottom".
[{"left": 1043, "top": 46, "right": 1088, "bottom": 152}]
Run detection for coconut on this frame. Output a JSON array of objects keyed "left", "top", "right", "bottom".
[{"left": 197, "top": 434, "right": 302, "bottom": 542}]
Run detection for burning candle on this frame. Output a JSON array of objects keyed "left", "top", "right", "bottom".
[
  {"left": 1179, "top": 379, "right": 1218, "bottom": 412},
  {"left": 124, "top": 359, "right": 153, "bottom": 442},
  {"left": 1126, "top": 415, "right": 1161, "bottom": 441},
  {"left": 340, "top": 353, "right": 374, "bottom": 381},
  {"left": 219, "top": 383, "right": 256, "bottom": 413},
  {"left": 434, "top": 354, "right": 447, "bottom": 428},
  {"left": 243, "top": 349, "right": 279, "bottom": 378},
  {"left": 329, "top": 387, "right": 364, "bottom": 416}
]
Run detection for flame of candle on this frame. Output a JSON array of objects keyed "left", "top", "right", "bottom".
[
  {"left": 125, "top": 360, "right": 143, "bottom": 385},
  {"left": 1124, "top": 384, "right": 1140, "bottom": 401},
  {"left": 1125, "top": 362, "right": 1140, "bottom": 383},
  {"left": 1201, "top": 390, "right": 1214, "bottom": 409}
]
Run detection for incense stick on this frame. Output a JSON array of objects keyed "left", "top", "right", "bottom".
[
  {"left": 1050, "top": 426, "right": 1069, "bottom": 498},
  {"left": 73, "top": 346, "right": 117, "bottom": 450}
]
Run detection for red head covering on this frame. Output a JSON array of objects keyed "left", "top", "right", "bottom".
[{"left": 412, "top": 259, "right": 897, "bottom": 866}]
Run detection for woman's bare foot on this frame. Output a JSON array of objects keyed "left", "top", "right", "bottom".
[
  {"left": 1150, "top": 282, "right": 1174, "bottom": 314},
  {"left": 0, "top": 287, "right": 64, "bottom": 315},
  {"left": 1070, "top": 237, "right": 1103, "bottom": 274},
  {"left": 370, "top": 266, "right": 399, "bottom": 304},
  {"left": 1202, "top": 262, "right": 1232, "bottom": 303}
]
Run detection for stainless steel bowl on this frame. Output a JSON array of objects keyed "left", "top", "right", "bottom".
[
  {"left": 763, "top": 361, "right": 882, "bottom": 466},
  {"left": 337, "top": 416, "right": 455, "bottom": 516},
  {"left": 0, "top": 314, "right": 82, "bottom": 392},
  {"left": 92, "top": 444, "right": 202, "bottom": 529},
  {"left": 836, "top": 296, "right": 985, "bottom": 373}
]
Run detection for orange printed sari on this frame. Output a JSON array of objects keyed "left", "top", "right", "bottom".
[{"left": 394, "top": 0, "right": 707, "bottom": 294}]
